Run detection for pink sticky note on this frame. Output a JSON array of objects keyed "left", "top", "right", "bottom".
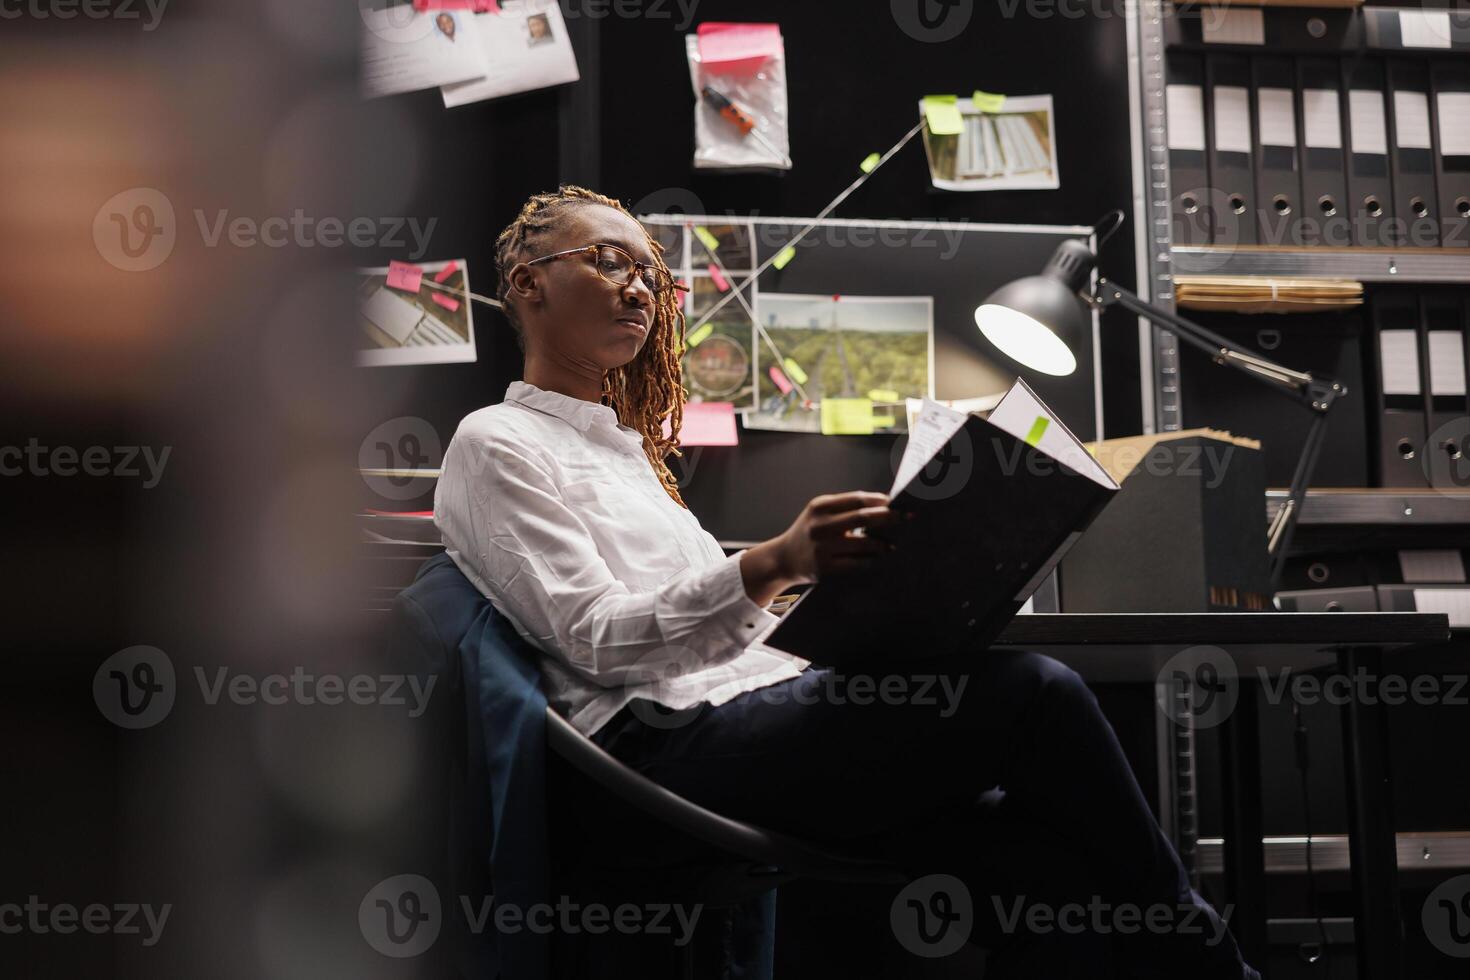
[
  {"left": 433, "top": 260, "right": 459, "bottom": 284},
  {"left": 677, "top": 402, "right": 739, "bottom": 447},
  {"left": 768, "top": 364, "right": 792, "bottom": 394},
  {"left": 697, "top": 23, "right": 782, "bottom": 65},
  {"left": 386, "top": 260, "right": 423, "bottom": 293},
  {"left": 413, "top": 0, "right": 490, "bottom": 10},
  {"left": 430, "top": 291, "right": 460, "bottom": 313},
  {"left": 707, "top": 264, "right": 729, "bottom": 292}
]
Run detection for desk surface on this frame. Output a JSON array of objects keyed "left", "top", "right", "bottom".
[{"left": 993, "top": 612, "right": 1451, "bottom": 683}]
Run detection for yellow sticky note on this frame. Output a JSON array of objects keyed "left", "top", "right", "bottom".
[
  {"left": 972, "top": 89, "right": 1007, "bottom": 113},
  {"left": 872, "top": 414, "right": 896, "bottom": 429},
  {"left": 772, "top": 245, "right": 797, "bottom": 270},
  {"left": 922, "top": 95, "right": 963, "bottom": 136},
  {"left": 821, "top": 398, "right": 875, "bottom": 435},
  {"left": 782, "top": 358, "right": 808, "bottom": 385},
  {"left": 1024, "top": 415, "right": 1051, "bottom": 448},
  {"left": 693, "top": 225, "right": 720, "bottom": 253},
  {"left": 859, "top": 152, "right": 881, "bottom": 174},
  {"left": 867, "top": 388, "right": 900, "bottom": 402},
  {"left": 686, "top": 322, "right": 714, "bottom": 348}
]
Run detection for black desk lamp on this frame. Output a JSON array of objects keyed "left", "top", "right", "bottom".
[{"left": 974, "top": 211, "right": 1346, "bottom": 587}]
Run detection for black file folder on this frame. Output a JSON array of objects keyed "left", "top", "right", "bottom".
[
  {"left": 1387, "top": 58, "right": 1441, "bottom": 248},
  {"left": 1252, "top": 56, "right": 1305, "bottom": 246},
  {"left": 1163, "top": 4, "right": 1361, "bottom": 50},
  {"left": 1166, "top": 52, "right": 1213, "bottom": 246},
  {"left": 763, "top": 380, "right": 1119, "bottom": 666},
  {"left": 1431, "top": 60, "right": 1470, "bottom": 248},
  {"left": 1206, "top": 54, "right": 1258, "bottom": 246},
  {"left": 1343, "top": 58, "right": 1395, "bottom": 247},
  {"left": 1371, "top": 290, "right": 1429, "bottom": 487},
  {"left": 1423, "top": 290, "right": 1469, "bottom": 488},
  {"left": 1297, "top": 57, "right": 1350, "bottom": 247}
]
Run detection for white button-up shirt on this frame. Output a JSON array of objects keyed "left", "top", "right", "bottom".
[{"left": 434, "top": 380, "right": 809, "bottom": 736}]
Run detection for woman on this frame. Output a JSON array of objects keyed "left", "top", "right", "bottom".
[{"left": 434, "top": 186, "right": 1259, "bottom": 979}]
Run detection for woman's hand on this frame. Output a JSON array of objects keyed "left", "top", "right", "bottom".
[{"left": 740, "top": 491, "right": 901, "bottom": 607}]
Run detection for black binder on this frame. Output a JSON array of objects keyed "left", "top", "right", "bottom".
[
  {"left": 1164, "top": 4, "right": 1361, "bottom": 50},
  {"left": 1166, "top": 51, "right": 1213, "bottom": 246},
  {"left": 1431, "top": 60, "right": 1470, "bottom": 249},
  {"left": 1387, "top": 58, "right": 1441, "bottom": 248},
  {"left": 1206, "top": 54, "right": 1258, "bottom": 246},
  {"left": 1343, "top": 58, "right": 1395, "bottom": 248},
  {"left": 1296, "top": 57, "right": 1350, "bottom": 247},
  {"left": 1423, "top": 290, "right": 1469, "bottom": 488},
  {"left": 1252, "top": 56, "right": 1305, "bottom": 246},
  {"left": 1371, "top": 289, "right": 1429, "bottom": 487},
  {"left": 763, "top": 380, "right": 1119, "bottom": 665}
]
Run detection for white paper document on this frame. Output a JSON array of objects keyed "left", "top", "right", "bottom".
[
  {"left": 890, "top": 380, "right": 1116, "bottom": 499},
  {"left": 891, "top": 398, "right": 968, "bottom": 497},
  {"left": 442, "top": 1, "right": 580, "bottom": 108},
  {"left": 987, "top": 380, "right": 1115, "bottom": 489},
  {"left": 361, "top": 6, "right": 490, "bottom": 99}
]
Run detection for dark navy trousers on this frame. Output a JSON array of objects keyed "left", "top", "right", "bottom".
[{"left": 589, "top": 648, "right": 1258, "bottom": 979}]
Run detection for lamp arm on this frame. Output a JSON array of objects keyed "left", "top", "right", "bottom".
[
  {"left": 1088, "top": 278, "right": 1347, "bottom": 586},
  {"left": 1091, "top": 279, "right": 1335, "bottom": 404}
]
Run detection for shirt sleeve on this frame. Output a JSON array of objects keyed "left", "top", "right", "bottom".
[{"left": 434, "top": 432, "right": 776, "bottom": 688}]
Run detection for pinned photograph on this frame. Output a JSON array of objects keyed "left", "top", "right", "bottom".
[
  {"left": 746, "top": 294, "right": 934, "bottom": 435},
  {"left": 920, "top": 94, "right": 1060, "bottom": 192},
  {"left": 525, "top": 12, "right": 554, "bottom": 47},
  {"left": 434, "top": 12, "right": 458, "bottom": 43},
  {"left": 356, "top": 259, "right": 477, "bottom": 367}
]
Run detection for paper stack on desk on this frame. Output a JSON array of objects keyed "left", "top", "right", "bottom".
[{"left": 762, "top": 379, "right": 1119, "bottom": 665}]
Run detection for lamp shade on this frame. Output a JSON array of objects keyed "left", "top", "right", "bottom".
[{"left": 974, "top": 238, "right": 1096, "bottom": 377}]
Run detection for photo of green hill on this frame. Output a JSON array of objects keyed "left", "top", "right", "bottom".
[{"left": 748, "top": 294, "right": 933, "bottom": 433}]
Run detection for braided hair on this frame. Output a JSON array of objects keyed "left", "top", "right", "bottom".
[{"left": 494, "top": 186, "right": 689, "bottom": 508}]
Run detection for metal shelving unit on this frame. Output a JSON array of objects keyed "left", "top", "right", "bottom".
[
  {"left": 1173, "top": 244, "right": 1470, "bottom": 282},
  {"left": 1132, "top": 1, "right": 1470, "bottom": 939},
  {"left": 1267, "top": 487, "right": 1470, "bottom": 525}
]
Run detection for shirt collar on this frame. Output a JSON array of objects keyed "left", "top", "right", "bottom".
[{"left": 504, "top": 381, "right": 644, "bottom": 447}]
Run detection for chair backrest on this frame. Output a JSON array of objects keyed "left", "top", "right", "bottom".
[{"left": 393, "top": 552, "right": 907, "bottom": 891}]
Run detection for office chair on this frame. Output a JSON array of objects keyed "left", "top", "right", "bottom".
[{"left": 391, "top": 553, "right": 909, "bottom": 980}]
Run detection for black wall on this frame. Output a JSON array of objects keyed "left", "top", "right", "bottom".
[{"left": 359, "top": 0, "right": 1144, "bottom": 531}]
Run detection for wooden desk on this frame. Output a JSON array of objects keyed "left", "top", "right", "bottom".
[{"left": 993, "top": 612, "right": 1452, "bottom": 980}]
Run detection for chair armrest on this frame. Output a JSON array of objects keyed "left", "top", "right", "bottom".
[{"left": 544, "top": 707, "right": 906, "bottom": 884}]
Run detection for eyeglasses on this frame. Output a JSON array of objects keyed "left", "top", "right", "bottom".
[{"left": 525, "top": 243, "right": 685, "bottom": 298}]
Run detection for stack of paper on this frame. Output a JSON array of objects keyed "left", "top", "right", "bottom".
[{"left": 1175, "top": 276, "right": 1362, "bottom": 314}]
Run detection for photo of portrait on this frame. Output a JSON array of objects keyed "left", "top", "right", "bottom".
[
  {"left": 435, "top": 12, "right": 457, "bottom": 43},
  {"left": 525, "top": 13, "right": 553, "bottom": 47}
]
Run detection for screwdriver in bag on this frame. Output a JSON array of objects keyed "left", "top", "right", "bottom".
[{"left": 700, "top": 85, "right": 788, "bottom": 164}]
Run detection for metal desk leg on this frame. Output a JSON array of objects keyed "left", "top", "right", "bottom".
[
  {"left": 1219, "top": 675, "right": 1268, "bottom": 970},
  {"left": 1339, "top": 645, "right": 1403, "bottom": 979}
]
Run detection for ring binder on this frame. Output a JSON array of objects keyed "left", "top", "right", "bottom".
[
  {"left": 1431, "top": 59, "right": 1470, "bottom": 248},
  {"left": 1253, "top": 56, "right": 1306, "bottom": 246},
  {"left": 1167, "top": 51, "right": 1214, "bottom": 246},
  {"left": 1387, "top": 58, "right": 1441, "bottom": 248},
  {"left": 1207, "top": 53, "right": 1259, "bottom": 246},
  {"left": 1343, "top": 57, "right": 1395, "bottom": 248},
  {"left": 1297, "top": 56, "right": 1350, "bottom": 247}
]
